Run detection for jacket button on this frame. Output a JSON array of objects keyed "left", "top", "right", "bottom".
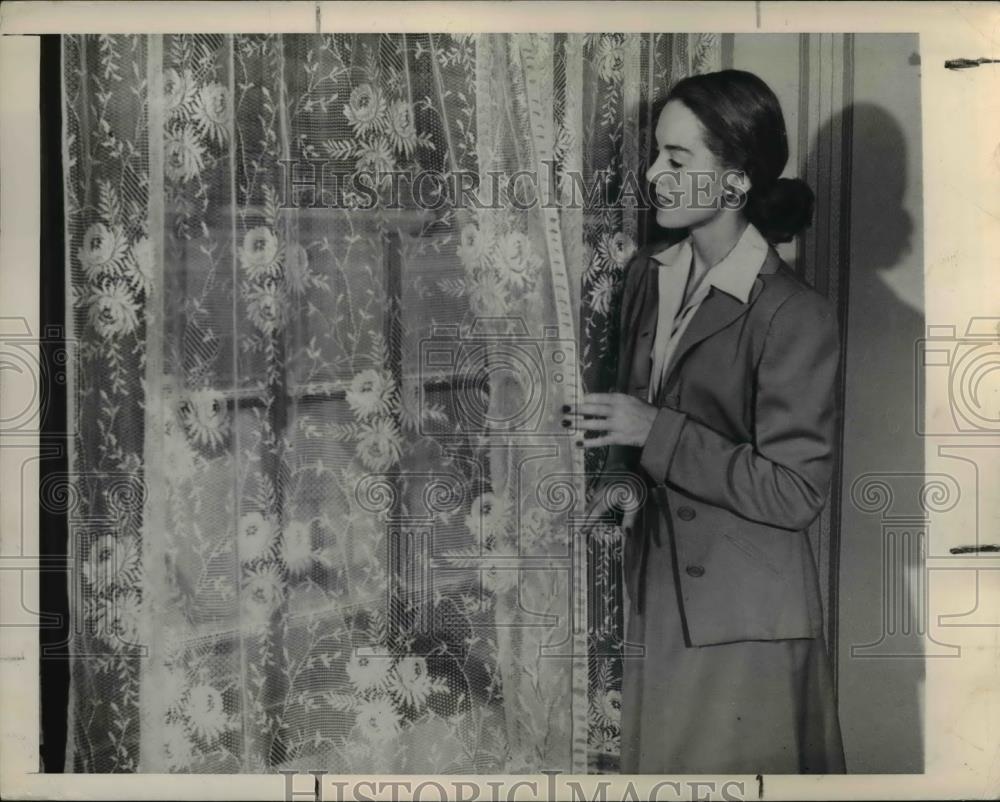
[
  {"left": 677, "top": 506, "right": 696, "bottom": 521},
  {"left": 685, "top": 565, "right": 705, "bottom": 578}
]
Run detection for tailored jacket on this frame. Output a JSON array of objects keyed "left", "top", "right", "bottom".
[{"left": 598, "top": 239, "right": 841, "bottom": 646}]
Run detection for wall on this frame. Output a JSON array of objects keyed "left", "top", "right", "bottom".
[
  {"left": 838, "top": 33, "right": 924, "bottom": 773},
  {"left": 732, "top": 33, "right": 925, "bottom": 772}
]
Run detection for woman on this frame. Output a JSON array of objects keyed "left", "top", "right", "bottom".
[{"left": 569, "top": 70, "right": 847, "bottom": 774}]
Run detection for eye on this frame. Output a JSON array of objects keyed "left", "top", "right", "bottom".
[{"left": 668, "top": 159, "right": 682, "bottom": 169}]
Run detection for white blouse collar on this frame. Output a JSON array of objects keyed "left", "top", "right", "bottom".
[{"left": 650, "top": 222, "right": 769, "bottom": 304}]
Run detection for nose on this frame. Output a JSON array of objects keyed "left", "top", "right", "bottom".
[
  {"left": 646, "top": 153, "right": 666, "bottom": 188},
  {"left": 645, "top": 157, "right": 659, "bottom": 186}
]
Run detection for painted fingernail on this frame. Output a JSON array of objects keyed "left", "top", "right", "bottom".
[
  {"left": 562, "top": 404, "right": 572, "bottom": 413},
  {"left": 575, "top": 439, "right": 583, "bottom": 448},
  {"left": 561, "top": 418, "right": 572, "bottom": 427}
]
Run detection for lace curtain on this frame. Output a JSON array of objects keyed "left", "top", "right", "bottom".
[{"left": 61, "top": 32, "right": 719, "bottom": 774}]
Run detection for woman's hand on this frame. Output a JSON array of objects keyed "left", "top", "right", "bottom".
[
  {"left": 564, "top": 392, "right": 659, "bottom": 449},
  {"left": 564, "top": 393, "right": 658, "bottom": 535},
  {"left": 581, "top": 487, "right": 640, "bottom": 537}
]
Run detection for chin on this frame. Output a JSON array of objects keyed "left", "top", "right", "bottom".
[
  {"left": 654, "top": 208, "right": 694, "bottom": 231},
  {"left": 656, "top": 206, "right": 721, "bottom": 232}
]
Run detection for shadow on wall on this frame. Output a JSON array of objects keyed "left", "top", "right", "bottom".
[
  {"left": 844, "top": 102, "right": 918, "bottom": 311},
  {"left": 815, "top": 101, "right": 925, "bottom": 773}
]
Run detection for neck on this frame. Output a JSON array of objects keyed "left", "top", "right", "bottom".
[{"left": 689, "top": 212, "right": 749, "bottom": 271}]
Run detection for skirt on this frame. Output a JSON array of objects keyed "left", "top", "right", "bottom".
[{"left": 619, "top": 510, "right": 847, "bottom": 775}]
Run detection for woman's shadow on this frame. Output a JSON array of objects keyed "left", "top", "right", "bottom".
[{"left": 810, "top": 101, "right": 924, "bottom": 773}]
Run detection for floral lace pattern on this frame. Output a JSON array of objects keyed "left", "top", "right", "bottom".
[{"left": 62, "top": 32, "right": 719, "bottom": 774}]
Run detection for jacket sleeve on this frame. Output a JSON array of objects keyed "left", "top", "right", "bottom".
[{"left": 637, "top": 287, "right": 841, "bottom": 531}]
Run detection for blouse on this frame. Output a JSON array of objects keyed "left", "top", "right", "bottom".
[{"left": 647, "top": 221, "right": 771, "bottom": 404}]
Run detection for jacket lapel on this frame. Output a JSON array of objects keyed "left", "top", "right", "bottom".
[{"left": 654, "top": 244, "right": 782, "bottom": 399}]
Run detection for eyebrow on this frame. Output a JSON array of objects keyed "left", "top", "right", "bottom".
[{"left": 652, "top": 134, "right": 693, "bottom": 155}]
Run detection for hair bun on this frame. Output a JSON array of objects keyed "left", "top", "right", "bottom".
[{"left": 746, "top": 177, "right": 815, "bottom": 243}]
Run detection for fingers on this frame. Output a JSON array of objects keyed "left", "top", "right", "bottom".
[
  {"left": 579, "top": 435, "right": 616, "bottom": 449},
  {"left": 583, "top": 489, "right": 640, "bottom": 537},
  {"left": 581, "top": 494, "right": 612, "bottom": 531},
  {"left": 572, "top": 417, "right": 616, "bottom": 431},
  {"left": 565, "top": 405, "right": 611, "bottom": 419},
  {"left": 621, "top": 507, "right": 638, "bottom": 534},
  {"left": 564, "top": 393, "right": 619, "bottom": 417},
  {"left": 580, "top": 393, "right": 620, "bottom": 404}
]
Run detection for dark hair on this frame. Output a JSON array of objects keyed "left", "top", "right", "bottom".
[{"left": 662, "top": 69, "right": 814, "bottom": 243}]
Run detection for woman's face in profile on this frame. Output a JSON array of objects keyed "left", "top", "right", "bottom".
[{"left": 646, "top": 100, "right": 737, "bottom": 230}]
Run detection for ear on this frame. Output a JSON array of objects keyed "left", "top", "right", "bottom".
[{"left": 724, "top": 169, "right": 752, "bottom": 196}]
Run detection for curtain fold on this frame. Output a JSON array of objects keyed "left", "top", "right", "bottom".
[{"left": 62, "top": 32, "right": 720, "bottom": 774}]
